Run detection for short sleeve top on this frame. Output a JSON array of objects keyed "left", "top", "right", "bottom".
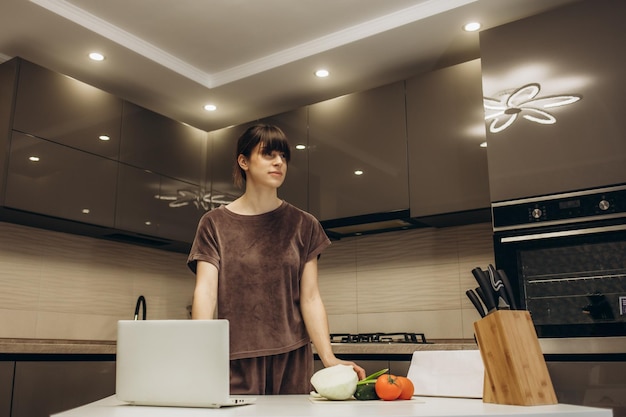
[{"left": 187, "top": 201, "right": 331, "bottom": 359}]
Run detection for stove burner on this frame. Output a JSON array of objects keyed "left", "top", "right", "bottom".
[{"left": 329, "top": 332, "right": 429, "bottom": 344}]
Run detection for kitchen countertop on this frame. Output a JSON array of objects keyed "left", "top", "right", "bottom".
[
  {"left": 52, "top": 394, "right": 611, "bottom": 417},
  {"left": 0, "top": 338, "right": 476, "bottom": 356},
  {"left": 0, "top": 338, "right": 116, "bottom": 355}
]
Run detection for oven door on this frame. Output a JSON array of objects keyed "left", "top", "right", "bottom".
[{"left": 494, "top": 219, "right": 626, "bottom": 340}]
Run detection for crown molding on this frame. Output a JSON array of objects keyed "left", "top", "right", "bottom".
[{"left": 30, "top": 0, "right": 476, "bottom": 89}]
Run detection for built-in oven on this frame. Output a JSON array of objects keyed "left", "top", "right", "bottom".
[
  {"left": 492, "top": 183, "right": 626, "bottom": 341},
  {"left": 492, "top": 184, "right": 626, "bottom": 415}
]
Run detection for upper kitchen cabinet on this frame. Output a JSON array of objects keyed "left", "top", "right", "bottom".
[
  {"left": 5, "top": 131, "right": 117, "bottom": 227},
  {"left": 0, "top": 59, "right": 18, "bottom": 206},
  {"left": 206, "top": 124, "right": 253, "bottom": 209},
  {"left": 120, "top": 101, "right": 205, "bottom": 184},
  {"left": 480, "top": 0, "right": 626, "bottom": 202},
  {"left": 258, "top": 108, "right": 309, "bottom": 211},
  {"left": 406, "top": 59, "right": 491, "bottom": 225},
  {"left": 12, "top": 59, "right": 122, "bottom": 159},
  {"left": 308, "top": 82, "right": 409, "bottom": 221},
  {"left": 115, "top": 164, "right": 202, "bottom": 249}
]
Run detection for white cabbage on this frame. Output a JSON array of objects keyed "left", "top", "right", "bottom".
[{"left": 310, "top": 364, "right": 358, "bottom": 400}]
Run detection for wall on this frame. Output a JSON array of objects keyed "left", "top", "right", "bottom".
[
  {"left": 319, "top": 222, "right": 494, "bottom": 341},
  {"left": 0, "top": 221, "right": 192, "bottom": 340},
  {"left": 0, "top": 221, "right": 493, "bottom": 341}
]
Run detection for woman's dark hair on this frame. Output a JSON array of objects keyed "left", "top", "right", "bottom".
[{"left": 233, "top": 124, "right": 291, "bottom": 188}]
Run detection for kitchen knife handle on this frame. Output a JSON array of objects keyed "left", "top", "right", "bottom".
[
  {"left": 497, "top": 269, "right": 518, "bottom": 310},
  {"left": 488, "top": 264, "right": 510, "bottom": 309},
  {"left": 466, "top": 289, "right": 486, "bottom": 317},
  {"left": 472, "top": 267, "right": 497, "bottom": 312}
]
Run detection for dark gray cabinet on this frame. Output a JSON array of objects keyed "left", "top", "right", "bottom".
[
  {"left": 12, "top": 59, "right": 122, "bottom": 159},
  {"left": 406, "top": 59, "right": 490, "bottom": 224},
  {"left": 258, "top": 108, "right": 309, "bottom": 211},
  {"left": 115, "top": 164, "right": 204, "bottom": 243},
  {"left": 0, "top": 59, "right": 18, "bottom": 207},
  {"left": 5, "top": 132, "right": 118, "bottom": 227},
  {"left": 480, "top": 0, "right": 626, "bottom": 201},
  {"left": 120, "top": 102, "right": 205, "bottom": 184},
  {"left": 308, "top": 82, "right": 409, "bottom": 221},
  {"left": 0, "top": 362, "right": 13, "bottom": 417},
  {"left": 11, "top": 360, "right": 115, "bottom": 417},
  {"left": 206, "top": 124, "right": 252, "bottom": 209}
]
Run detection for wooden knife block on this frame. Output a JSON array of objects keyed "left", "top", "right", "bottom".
[{"left": 473, "top": 310, "right": 557, "bottom": 406}]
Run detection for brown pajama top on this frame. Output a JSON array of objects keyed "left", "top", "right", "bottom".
[{"left": 187, "top": 201, "right": 330, "bottom": 360}]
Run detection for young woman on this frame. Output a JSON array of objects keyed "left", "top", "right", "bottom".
[{"left": 187, "top": 124, "right": 365, "bottom": 395}]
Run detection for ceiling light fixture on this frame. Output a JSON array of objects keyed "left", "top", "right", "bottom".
[
  {"left": 295, "top": 144, "right": 306, "bottom": 150},
  {"left": 354, "top": 170, "right": 364, "bottom": 176},
  {"left": 28, "top": 156, "right": 40, "bottom": 162},
  {"left": 98, "top": 135, "right": 110, "bottom": 141},
  {"left": 483, "top": 83, "right": 582, "bottom": 133},
  {"left": 89, "top": 52, "right": 105, "bottom": 61},
  {"left": 463, "top": 22, "right": 481, "bottom": 32},
  {"left": 315, "top": 69, "right": 329, "bottom": 78},
  {"left": 203, "top": 104, "right": 217, "bottom": 111}
]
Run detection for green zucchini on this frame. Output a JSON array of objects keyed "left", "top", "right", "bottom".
[{"left": 354, "top": 382, "right": 379, "bottom": 401}]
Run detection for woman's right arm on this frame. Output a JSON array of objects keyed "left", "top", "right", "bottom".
[{"left": 191, "top": 261, "right": 219, "bottom": 319}]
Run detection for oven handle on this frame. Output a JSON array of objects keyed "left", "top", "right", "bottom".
[{"left": 500, "top": 224, "right": 626, "bottom": 243}]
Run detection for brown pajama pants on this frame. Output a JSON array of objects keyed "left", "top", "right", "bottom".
[{"left": 230, "top": 343, "right": 314, "bottom": 395}]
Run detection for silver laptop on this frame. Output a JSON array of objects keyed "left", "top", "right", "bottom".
[{"left": 116, "top": 319, "right": 256, "bottom": 408}]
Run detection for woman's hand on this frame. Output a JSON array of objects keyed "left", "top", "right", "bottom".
[{"left": 324, "top": 357, "right": 366, "bottom": 380}]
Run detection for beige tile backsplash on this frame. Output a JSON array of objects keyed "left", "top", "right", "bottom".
[{"left": 0, "top": 221, "right": 494, "bottom": 341}]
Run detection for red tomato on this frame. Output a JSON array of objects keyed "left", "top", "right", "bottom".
[
  {"left": 374, "top": 374, "right": 403, "bottom": 401},
  {"left": 396, "top": 376, "right": 414, "bottom": 400}
]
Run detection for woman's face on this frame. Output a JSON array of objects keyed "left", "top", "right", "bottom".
[{"left": 240, "top": 143, "right": 288, "bottom": 189}]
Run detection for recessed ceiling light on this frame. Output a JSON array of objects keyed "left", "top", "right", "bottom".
[
  {"left": 315, "top": 69, "right": 329, "bottom": 78},
  {"left": 295, "top": 144, "right": 306, "bottom": 150},
  {"left": 28, "top": 156, "right": 40, "bottom": 162},
  {"left": 82, "top": 208, "right": 90, "bottom": 214},
  {"left": 89, "top": 52, "right": 105, "bottom": 61},
  {"left": 203, "top": 104, "right": 217, "bottom": 111},
  {"left": 98, "top": 135, "right": 110, "bottom": 141},
  {"left": 354, "top": 170, "right": 364, "bottom": 176},
  {"left": 480, "top": 141, "right": 487, "bottom": 148},
  {"left": 463, "top": 22, "right": 481, "bottom": 32}
]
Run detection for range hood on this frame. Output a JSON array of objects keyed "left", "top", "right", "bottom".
[
  {"left": 321, "top": 210, "right": 426, "bottom": 240},
  {"left": 320, "top": 208, "right": 492, "bottom": 239}
]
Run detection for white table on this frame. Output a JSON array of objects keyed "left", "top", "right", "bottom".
[{"left": 52, "top": 395, "right": 612, "bottom": 417}]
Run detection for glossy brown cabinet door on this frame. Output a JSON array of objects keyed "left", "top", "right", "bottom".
[
  {"left": 308, "top": 82, "right": 409, "bottom": 221},
  {"left": 0, "top": 362, "right": 13, "bottom": 417},
  {"left": 480, "top": 1, "right": 626, "bottom": 201},
  {"left": 206, "top": 125, "right": 250, "bottom": 209},
  {"left": 120, "top": 102, "right": 205, "bottom": 184},
  {"left": 0, "top": 59, "right": 18, "bottom": 206},
  {"left": 258, "top": 108, "right": 309, "bottom": 211},
  {"left": 116, "top": 164, "right": 204, "bottom": 243},
  {"left": 5, "top": 132, "right": 117, "bottom": 227},
  {"left": 12, "top": 59, "right": 122, "bottom": 159},
  {"left": 406, "top": 59, "right": 490, "bottom": 219},
  {"left": 11, "top": 361, "right": 115, "bottom": 417}
]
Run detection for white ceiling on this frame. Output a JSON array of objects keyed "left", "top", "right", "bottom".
[{"left": 0, "top": 0, "right": 581, "bottom": 132}]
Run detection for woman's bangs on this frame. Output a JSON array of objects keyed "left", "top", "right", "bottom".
[{"left": 260, "top": 136, "right": 291, "bottom": 162}]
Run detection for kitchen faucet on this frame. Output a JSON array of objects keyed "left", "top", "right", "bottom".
[{"left": 134, "top": 295, "right": 147, "bottom": 320}]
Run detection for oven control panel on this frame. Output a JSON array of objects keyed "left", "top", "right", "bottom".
[{"left": 492, "top": 184, "right": 626, "bottom": 230}]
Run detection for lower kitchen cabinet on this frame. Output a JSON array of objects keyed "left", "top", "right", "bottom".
[
  {"left": 314, "top": 357, "right": 411, "bottom": 379},
  {"left": 0, "top": 362, "right": 14, "bottom": 417},
  {"left": 10, "top": 360, "right": 115, "bottom": 417}
]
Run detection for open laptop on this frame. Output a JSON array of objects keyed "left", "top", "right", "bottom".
[{"left": 116, "top": 319, "right": 256, "bottom": 408}]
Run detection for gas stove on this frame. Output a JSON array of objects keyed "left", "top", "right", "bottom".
[{"left": 329, "top": 332, "right": 429, "bottom": 344}]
